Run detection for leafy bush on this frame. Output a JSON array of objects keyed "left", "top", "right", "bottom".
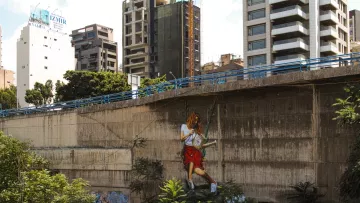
[
  {"left": 287, "top": 182, "right": 324, "bottom": 203},
  {"left": 129, "top": 158, "right": 164, "bottom": 203},
  {"left": 158, "top": 178, "right": 186, "bottom": 203},
  {"left": 0, "top": 132, "right": 95, "bottom": 203},
  {"left": 333, "top": 84, "right": 360, "bottom": 202}
]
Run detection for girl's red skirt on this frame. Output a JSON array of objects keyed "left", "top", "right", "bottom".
[{"left": 183, "top": 145, "right": 204, "bottom": 170}]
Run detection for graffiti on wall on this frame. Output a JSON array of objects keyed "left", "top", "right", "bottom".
[{"left": 93, "top": 191, "right": 129, "bottom": 203}]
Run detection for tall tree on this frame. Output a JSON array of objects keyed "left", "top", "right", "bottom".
[
  {"left": 0, "top": 86, "right": 17, "bottom": 110},
  {"left": 25, "top": 80, "right": 54, "bottom": 106},
  {"left": 55, "top": 71, "right": 130, "bottom": 102},
  {"left": 54, "top": 80, "right": 65, "bottom": 103},
  {"left": 0, "top": 131, "right": 95, "bottom": 203}
]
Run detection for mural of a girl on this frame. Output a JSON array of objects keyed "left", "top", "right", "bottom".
[{"left": 180, "top": 112, "right": 217, "bottom": 193}]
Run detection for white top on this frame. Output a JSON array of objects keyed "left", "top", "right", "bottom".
[{"left": 181, "top": 124, "right": 196, "bottom": 146}]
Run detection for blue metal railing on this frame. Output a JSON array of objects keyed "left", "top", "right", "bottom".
[{"left": 1, "top": 52, "right": 360, "bottom": 118}]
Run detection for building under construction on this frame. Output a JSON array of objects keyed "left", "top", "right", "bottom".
[{"left": 122, "top": 0, "right": 201, "bottom": 79}]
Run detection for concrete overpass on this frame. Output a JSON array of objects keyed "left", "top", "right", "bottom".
[{"left": 2, "top": 65, "right": 360, "bottom": 202}]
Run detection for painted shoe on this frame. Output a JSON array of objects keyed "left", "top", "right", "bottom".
[
  {"left": 210, "top": 182, "right": 217, "bottom": 193},
  {"left": 187, "top": 180, "right": 195, "bottom": 190}
]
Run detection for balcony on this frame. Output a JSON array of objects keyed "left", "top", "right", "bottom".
[
  {"left": 270, "top": 5, "right": 308, "bottom": 21},
  {"left": 320, "top": 41, "right": 338, "bottom": 54},
  {"left": 106, "top": 66, "right": 116, "bottom": 71},
  {"left": 269, "top": 0, "right": 308, "bottom": 5},
  {"left": 274, "top": 54, "right": 307, "bottom": 65},
  {"left": 320, "top": 0, "right": 339, "bottom": 10},
  {"left": 124, "top": 61, "right": 148, "bottom": 68},
  {"left": 320, "top": 26, "right": 337, "bottom": 40},
  {"left": 320, "top": 10, "right": 338, "bottom": 25},
  {"left": 272, "top": 21, "right": 309, "bottom": 37},
  {"left": 126, "top": 51, "right": 147, "bottom": 59},
  {"left": 273, "top": 38, "right": 309, "bottom": 52}
]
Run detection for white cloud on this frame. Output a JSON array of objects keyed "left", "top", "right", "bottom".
[{"left": 2, "top": 0, "right": 243, "bottom": 73}]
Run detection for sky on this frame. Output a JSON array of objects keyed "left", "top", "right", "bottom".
[{"left": 1, "top": 0, "right": 360, "bottom": 74}]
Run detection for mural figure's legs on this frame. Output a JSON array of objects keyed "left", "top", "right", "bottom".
[
  {"left": 187, "top": 162, "right": 195, "bottom": 190},
  {"left": 193, "top": 168, "right": 217, "bottom": 193}
]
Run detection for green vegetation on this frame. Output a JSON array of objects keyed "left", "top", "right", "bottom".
[
  {"left": 23, "top": 71, "right": 172, "bottom": 106},
  {"left": 287, "top": 182, "right": 324, "bottom": 203},
  {"left": 54, "top": 71, "right": 170, "bottom": 102},
  {"left": 158, "top": 179, "right": 186, "bottom": 203},
  {"left": 333, "top": 84, "right": 360, "bottom": 202},
  {"left": 0, "top": 132, "right": 95, "bottom": 203},
  {"left": 25, "top": 80, "right": 53, "bottom": 106},
  {"left": 139, "top": 74, "right": 174, "bottom": 97},
  {"left": 0, "top": 85, "right": 17, "bottom": 109},
  {"left": 55, "top": 71, "right": 131, "bottom": 101},
  {"left": 129, "top": 158, "right": 164, "bottom": 203},
  {"left": 157, "top": 178, "right": 256, "bottom": 203}
]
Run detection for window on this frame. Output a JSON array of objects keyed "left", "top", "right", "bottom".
[
  {"left": 87, "top": 32, "right": 95, "bottom": 38},
  {"left": 248, "top": 9, "right": 265, "bottom": 21},
  {"left": 248, "top": 39, "right": 266, "bottom": 51},
  {"left": 44, "top": 66, "right": 48, "bottom": 69},
  {"left": 248, "top": 0, "right": 265, "bottom": 6},
  {"left": 248, "top": 54, "right": 266, "bottom": 66},
  {"left": 248, "top": 24, "right": 266, "bottom": 36},
  {"left": 98, "top": 31, "right": 108, "bottom": 37}
]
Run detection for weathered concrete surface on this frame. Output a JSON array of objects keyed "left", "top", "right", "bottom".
[
  {"left": 34, "top": 149, "right": 132, "bottom": 171},
  {"left": 2, "top": 66, "right": 360, "bottom": 202}
]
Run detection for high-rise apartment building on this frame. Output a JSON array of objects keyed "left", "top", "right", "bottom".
[
  {"left": 122, "top": 0, "right": 201, "bottom": 79},
  {"left": 70, "top": 24, "right": 118, "bottom": 72},
  {"left": 17, "top": 8, "right": 74, "bottom": 107},
  {"left": 0, "top": 25, "right": 15, "bottom": 90},
  {"left": 350, "top": 9, "right": 360, "bottom": 42},
  {"left": 0, "top": 68, "right": 15, "bottom": 89},
  {"left": 243, "top": 0, "right": 350, "bottom": 68}
]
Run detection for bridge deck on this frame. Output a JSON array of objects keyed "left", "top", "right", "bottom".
[{"left": 2, "top": 52, "right": 360, "bottom": 117}]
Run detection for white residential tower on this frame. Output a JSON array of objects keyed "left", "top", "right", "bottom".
[
  {"left": 243, "top": 0, "right": 350, "bottom": 68},
  {"left": 17, "top": 8, "right": 74, "bottom": 107}
]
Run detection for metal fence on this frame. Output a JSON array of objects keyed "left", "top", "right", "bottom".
[{"left": 1, "top": 52, "right": 360, "bottom": 118}]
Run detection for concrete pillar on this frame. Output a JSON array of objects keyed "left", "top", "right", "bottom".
[
  {"left": 310, "top": 0, "right": 320, "bottom": 70},
  {"left": 217, "top": 104, "right": 224, "bottom": 182},
  {"left": 312, "top": 84, "right": 320, "bottom": 185}
]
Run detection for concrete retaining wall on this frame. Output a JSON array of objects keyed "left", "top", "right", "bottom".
[{"left": 2, "top": 67, "right": 360, "bottom": 202}]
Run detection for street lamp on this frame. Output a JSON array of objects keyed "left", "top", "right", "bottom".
[{"left": 169, "top": 71, "right": 177, "bottom": 89}]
